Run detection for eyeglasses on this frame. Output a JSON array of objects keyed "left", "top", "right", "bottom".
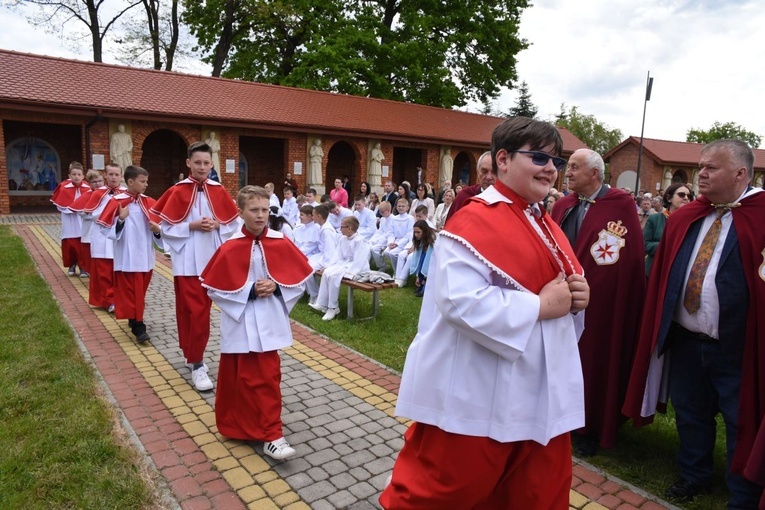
[
  {"left": 675, "top": 192, "right": 690, "bottom": 199},
  {"left": 511, "top": 150, "right": 568, "bottom": 172}
]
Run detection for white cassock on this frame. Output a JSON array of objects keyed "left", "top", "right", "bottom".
[
  {"left": 395, "top": 236, "right": 585, "bottom": 445},
  {"left": 383, "top": 213, "right": 414, "bottom": 268},
  {"left": 353, "top": 207, "right": 377, "bottom": 241},
  {"left": 316, "top": 233, "right": 371, "bottom": 309},
  {"left": 328, "top": 206, "right": 353, "bottom": 232},
  {"left": 102, "top": 200, "right": 160, "bottom": 272},
  {"left": 306, "top": 221, "right": 338, "bottom": 299},
  {"left": 370, "top": 215, "right": 393, "bottom": 268},
  {"left": 294, "top": 221, "right": 320, "bottom": 258}
]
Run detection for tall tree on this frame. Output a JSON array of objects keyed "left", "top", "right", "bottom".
[
  {"left": 506, "top": 81, "right": 538, "bottom": 118},
  {"left": 10, "top": 0, "right": 142, "bottom": 62},
  {"left": 556, "top": 106, "right": 623, "bottom": 155},
  {"left": 116, "top": 0, "right": 186, "bottom": 71},
  {"left": 182, "top": 0, "right": 531, "bottom": 108},
  {"left": 686, "top": 121, "right": 762, "bottom": 149}
]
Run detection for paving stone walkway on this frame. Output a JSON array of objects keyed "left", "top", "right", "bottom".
[{"left": 7, "top": 213, "right": 678, "bottom": 510}]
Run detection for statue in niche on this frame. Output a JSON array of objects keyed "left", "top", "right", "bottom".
[
  {"left": 440, "top": 148, "right": 453, "bottom": 185},
  {"left": 110, "top": 124, "right": 133, "bottom": 170},
  {"left": 206, "top": 131, "right": 222, "bottom": 174},
  {"left": 368, "top": 142, "right": 384, "bottom": 186},
  {"left": 309, "top": 138, "right": 324, "bottom": 186}
]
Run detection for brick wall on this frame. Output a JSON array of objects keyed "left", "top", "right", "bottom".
[{"left": 0, "top": 119, "right": 7, "bottom": 213}]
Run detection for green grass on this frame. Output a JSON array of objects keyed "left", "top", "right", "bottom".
[
  {"left": 295, "top": 274, "right": 731, "bottom": 509},
  {"left": 0, "top": 226, "right": 156, "bottom": 510}
]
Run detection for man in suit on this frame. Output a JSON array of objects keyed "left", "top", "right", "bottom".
[
  {"left": 380, "top": 180, "right": 399, "bottom": 216},
  {"left": 624, "top": 139, "right": 765, "bottom": 508},
  {"left": 551, "top": 149, "right": 645, "bottom": 457}
]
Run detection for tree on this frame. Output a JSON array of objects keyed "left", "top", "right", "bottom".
[
  {"left": 9, "top": 0, "right": 142, "bottom": 62},
  {"left": 116, "top": 0, "right": 189, "bottom": 71},
  {"left": 506, "top": 81, "right": 538, "bottom": 118},
  {"left": 686, "top": 121, "right": 762, "bottom": 149},
  {"left": 555, "top": 106, "right": 623, "bottom": 155},
  {"left": 182, "top": 0, "right": 531, "bottom": 108}
]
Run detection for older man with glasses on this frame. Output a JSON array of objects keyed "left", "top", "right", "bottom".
[{"left": 551, "top": 148, "right": 646, "bottom": 457}]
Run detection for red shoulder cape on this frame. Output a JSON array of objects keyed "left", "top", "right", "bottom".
[
  {"left": 96, "top": 193, "right": 160, "bottom": 228},
  {"left": 551, "top": 187, "right": 646, "bottom": 449},
  {"left": 444, "top": 180, "right": 582, "bottom": 294},
  {"left": 70, "top": 186, "right": 126, "bottom": 213},
  {"left": 150, "top": 178, "right": 238, "bottom": 225},
  {"left": 69, "top": 188, "right": 94, "bottom": 212},
  {"left": 200, "top": 226, "right": 313, "bottom": 292},
  {"left": 51, "top": 180, "right": 90, "bottom": 208},
  {"left": 444, "top": 184, "right": 482, "bottom": 224},
  {"left": 623, "top": 190, "right": 765, "bottom": 482}
]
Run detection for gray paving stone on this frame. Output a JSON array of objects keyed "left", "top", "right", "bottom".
[
  {"left": 312, "top": 425, "right": 330, "bottom": 437},
  {"left": 330, "top": 471, "right": 357, "bottom": 490},
  {"left": 348, "top": 501, "right": 378, "bottom": 510},
  {"left": 306, "top": 466, "right": 329, "bottom": 482},
  {"left": 326, "top": 418, "right": 355, "bottom": 433},
  {"left": 366, "top": 434, "right": 384, "bottom": 445},
  {"left": 308, "top": 499, "right": 335, "bottom": 510},
  {"left": 349, "top": 466, "right": 371, "bottom": 480},
  {"left": 284, "top": 401, "right": 307, "bottom": 413},
  {"left": 326, "top": 431, "right": 351, "bottom": 445},
  {"left": 304, "top": 403, "right": 333, "bottom": 417},
  {"left": 387, "top": 437, "right": 404, "bottom": 451},
  {"left": 308, "top": 387, "right": 329, "bottom": 397},
  {"left": 350, "top": 413, "right": 373, "bottom": 425},
  {"left": 303, "top": 395, "right": 331, "bottom": 407},
  {"left": 347, "top": 437, "right": 372, "bottom": 451},
  {"left": 377, "top": 427, "right": 400, "bottom": 440},
  {"left": 354, "top": 402, "right": 377, "bottom": 414},
  {"left": 335, "top": 443, "right": 353, "bottom": 456},
  {"left": 344, "top": 396, "right": 364, "bottom": 406},
  {"left": 299, "top": 480, "right": 336, "bottom": 503},
  {"left": 327, "top": 489, "right": 357, "bottom": 508},
  {"left": 360, "top": 421, "right": 384, "bottom": 434},
  {"left": 322, "top": 459, "right": 348, "bottom": 476},
  {"left": 283, "top": 410, "right": 309, "bottom": 423},
  {"left": 345, "top": 426, "right": 369, "bottom": 439},
  {"left": 369, "top": 443, "right": 394, "bottom": 458},
  {"left": 305, "top": 414, "right": 334, "bottom": 427},
  {"left": 304, "top": 447, "right": 341, "bottom": 466},
  {"left": 272, "top": 457, "right": 311, "bottom": 477},
  {"left": 330, "top": 406, "right": 358, "bottom": 420},
  {"left": 307, "top": 436, "right": 332, "bottom": 451},
  {"left": 343, "top": 450, "right": 376, "bottom": 468},
  {"left": 349, "top": 480, "right": 378, "bottom": 500},
  {"left": 364, "top": 456, "right": 395, "bottom": 475}
]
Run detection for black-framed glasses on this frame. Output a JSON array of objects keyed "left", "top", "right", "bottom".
[
  {"left": 511, "top": 150, "right": 568, "bottom": 171},
  {"left": 675, "top": 192, "right": 690, "bottom": 199}
]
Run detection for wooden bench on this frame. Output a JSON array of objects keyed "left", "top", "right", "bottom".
[{"left": 316, "top": 270, "right": 398, "bottom": 320}]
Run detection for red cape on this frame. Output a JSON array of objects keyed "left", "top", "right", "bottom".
[
  {"left": 551, "top": 188, "right": 646, "bottom": 448},
  {"left": 150, "top": 178, "right": 238, "bottom": 225},
  {"left": 51, "top": 179, "right": 90, "bottom": 208},
  {"left": 623, "top": 190, "right": 765, "bottom": 484},
  {"left": 69, "top": 186, "right": 127, "bottom": 213},
  {"left": 200, "top": 226, "right": 313, "bottom": 292},
  {"left": 444, "top": 180, "right": 582, "bottom": 295},
  {"left": 96, "top": 192, "right": 160, "bottom": 228},
  {"left": 444, "top": 184, "right": 482, "bottom": 225}
]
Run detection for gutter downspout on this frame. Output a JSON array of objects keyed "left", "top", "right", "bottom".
[{"left": 84, "top": 111, "right": 102, "bottom": 169}]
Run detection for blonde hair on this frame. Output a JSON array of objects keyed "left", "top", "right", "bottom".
[{"left": 237, "top": 185, "right": 269, "bottom": 209}]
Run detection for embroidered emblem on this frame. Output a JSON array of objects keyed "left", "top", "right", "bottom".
[
  {"left": 759, "top": 248, "right": 765, "bottom": 282},
  {"left": 590, "top": 220, "right": 627, "bottom": 266}
]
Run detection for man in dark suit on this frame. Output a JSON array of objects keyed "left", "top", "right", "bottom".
[
  {"left": 380, "top": 180, "right": 399, "bottom": 216},
  {"left": 624, "top": 139, "right": 765, "bottom": 508}
]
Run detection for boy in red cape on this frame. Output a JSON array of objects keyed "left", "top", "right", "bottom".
[
  {"left": 97, "top": 165, "right": 161, "bottom": 343},
  {"left": 150, "top": 141, "right": 239, "bottom": 392},
  {"left": 200, "top": 186, "right": 312, "bottom": 460},
  {"left": 68, "top": 169, "right": 104, "bottom": 278},
  {"left": 51, "top": 161, "right": 90, "bottom": 276}
]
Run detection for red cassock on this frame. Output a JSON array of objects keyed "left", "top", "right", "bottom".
[
  {"left": 623, "top": 193, "right": 765, "bottom": 493},
  {"left": 551, "top": 188, "right": 645, "bottom": 449}
]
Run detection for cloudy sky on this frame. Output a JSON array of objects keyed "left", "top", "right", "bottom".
[{"left": 1, "top": 0, "right": 763, "bottom": 147}]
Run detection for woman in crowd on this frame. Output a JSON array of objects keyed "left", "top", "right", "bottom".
[
  {"left": 644, "top": 182, "right": 691, "bottom": 276},
  {"left": 367, "top": 192, "right": 381, "bottom": 215},
  {"left": 433, "top": 188, "right": 454, "bottom": 231},
  {"left": 408, "top": 220, "right": 436, "bottom": 298},
  {"left": 398, "top": 183, "right": 412, "bottom": 205},
  {"left": 269, "top": 206, "right": 295, "bottom": 241},
  {"left": 410, "top": 183, "right": 435, "bottom": 221},
  {"left": 359, "top": 181, "right": 372, "bottom": 204}
]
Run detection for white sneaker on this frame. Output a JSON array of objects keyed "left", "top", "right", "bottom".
[
  {"left": 192, "top": 365, "right": 213, "bottom": 392},
  {"left": 395, "top": 279, "right": 406, "bottom": 288},
  {"left": 107, "top": 304, "right": 115, "bottom": 313},
  {"left": 321, "top": 308, "right": 340, "bottom": 321},
  {"left": 308, "top": 296, "right": 317, "bottom": 305},
  {"left": 309, "top": 302, "right": 327, "bottom": 313},
  {"left": 68, "top": 266, "right": 77, "bottom": 276},
  {"left": 263, "top": 437, "right": 296, "bottom": 460}
]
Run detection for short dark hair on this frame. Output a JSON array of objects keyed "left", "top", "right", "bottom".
[
  {"left": 69, "top": 161, "right": 84, "bottom": 171},
  {"left": 663, "top": 183, "right": 692, "bottom": 209},
  {"left": 491, "top": 117, "right": 563, "bottom": 174},
  {"left": 414, "top": 205, "right": 428, "bottom": 215},
  {"left": 188, "top": 141, "right": 213, "bottom": 159},
  {"left": 299, "top": 205, "right": 314, "bottom": 215},
  {"left": 313, "top": 204, "right": 329, "bottom": 220},
  {"left": 354, "top": 194, "right": 366, "bottom": 203},
  {"left": 124, "top": 165, "right": 149, "bottom": 182}
]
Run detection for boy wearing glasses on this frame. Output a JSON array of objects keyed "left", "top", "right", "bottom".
[
  {"left": 381, "top": 117, "right": 589, "bottom": 509},
  {"left": 551, "top": 148, "right": 645, "bottom": 457}
]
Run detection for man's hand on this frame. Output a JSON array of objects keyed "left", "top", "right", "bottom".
[
  {"left": 538, "top": 273, "right": 572, "bottom": 320},
  {"left": 567, "top": 274, "right": 590, "bottom": 313},
  {"left": 118, "top": 204, "right": 129, "bottom": 220},
  {"left": 254, "top": 279, "right": 277, "bottom": 298}
]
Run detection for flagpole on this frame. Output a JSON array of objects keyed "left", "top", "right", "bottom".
[{"left": 635, "top": 71, "right": 653, "bottom": 194}]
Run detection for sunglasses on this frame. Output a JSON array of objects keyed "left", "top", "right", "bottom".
[
  {"left": 511, "top": 150, "right": 568, "bottom": 172},
  {"left": 675, "top": 192, "right": 690, "bottom": 199}
]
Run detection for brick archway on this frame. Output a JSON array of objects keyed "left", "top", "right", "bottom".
[
  {"left": 139, "top": 129, "right": 188, "bottom": 197},
  {"left": 326, "top": 140, "right": 361, "bottom": 196}
]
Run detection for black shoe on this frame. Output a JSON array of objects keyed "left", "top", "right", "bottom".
[
  {"left": 128, "top": 319, "right": 136, "bottom": 328},
  {"left": 665, "top": 479, "right": 706, "bottom": 501},
  {"left": 572, "top": 433, "right": 599, "bottom": 457},
  {"left": 136, "top": 332, "right": 150, "bottom": 344}
]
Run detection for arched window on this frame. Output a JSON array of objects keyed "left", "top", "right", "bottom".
[{"left": 6, "top": 137, "right": 61, "bottom": 194}]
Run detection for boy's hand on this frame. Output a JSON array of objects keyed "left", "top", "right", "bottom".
[
  {"left": 537, "top": 273, "right": 572, "bottom": 320},
  {"left": 389, "top": 243, "right": 397, "bottom": 249},
  {"left": 567, "top": 274, "right": 590, "bottom": 313},
  {"left": 118, "top": 205, "right": 129, "bottom": 220},
  {"left": 148, "top": 221, "right": 161, "bottom": 233},
  {"left": 254, "top": 279, "right": 277, "bottom": 297}
]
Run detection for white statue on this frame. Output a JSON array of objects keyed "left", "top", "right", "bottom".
[
  {"left": 110, "top": 124, "right": 133, "bottom": 170},
  {"left": 309, "top": 138, "right": 324, "bottom": 186},
  {"left": 755, "top": 173, "right": 764, "bottom": 189},
  {"left": 368, "top": 142, "right": 384, "bottom": 186},
  {"left": 205, "top": 131, "right": 221, "bottom": 172},
  {"left": 440, "top": 148, "right": 453, "bottom": 185},
  {"left": 663, "top": 170, "right": 672, "bottom": 190},
  {"left": 692, "top": 171, "right": 700, "bottom": 194}
]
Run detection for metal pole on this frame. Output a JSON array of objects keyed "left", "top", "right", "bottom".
[{"left": 635, "top": 71, "right": 653, "bottom": 194}]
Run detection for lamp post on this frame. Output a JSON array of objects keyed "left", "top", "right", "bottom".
[{"left": 635, "top": 71, "right": 653, "bottom": 194}]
